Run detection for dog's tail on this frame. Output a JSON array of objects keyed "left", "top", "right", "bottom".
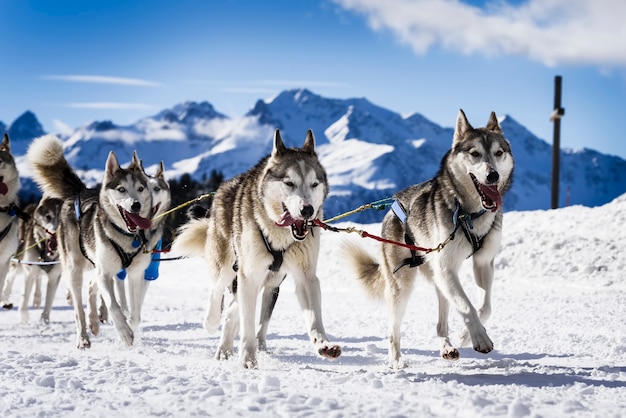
[
  {"left": 341, "top": 241, "right": 387, "bottom": 300},
  {"left": 27, "top": 135, "right": 84, "bottom": 199},
  {"left": 170, "top": 218, "right": 209, "bottom": 258}
]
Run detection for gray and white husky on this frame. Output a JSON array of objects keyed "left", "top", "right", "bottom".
[
  {"left": 343, "top": 110, "right": 514, "bottom": 368},
  {"left": 172, "top": 129, "right": 341, "bottom": 368},
  {"left": 2, "top": 197, "right": 62, "bottom": 325},
  {"left": 27, "top": 134, "right": 154, "bottom": 349},
  {"left": 0, "top": 134, "right": 21, "bottom": 309},
  {"left": 109, "top": 160, "right": 171, "bottom": 318}
]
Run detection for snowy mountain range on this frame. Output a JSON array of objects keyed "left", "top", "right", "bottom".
[{"left": 4, "top": 88, "right": 626, "bottom": 221}]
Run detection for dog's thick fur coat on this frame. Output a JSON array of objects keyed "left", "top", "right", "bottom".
[
  {"left": 173, "top": 129, "right": 341, "bottom": 368},
  {"left": 2, "top": 197, "right": 62, "bottom": 324},
  {"left": 344, "top": 110, "right": 514, "bottom": 368},
  {"left": 0, "top": 134, "right": 21, "bottom": 309},
  {"left": 27, "top": 135, "right": 155, "bottom": 348}
]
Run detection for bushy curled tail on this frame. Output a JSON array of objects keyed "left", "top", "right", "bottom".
[
  {"left": 171, "top": 218, "right": 209, "bottom": 258},
  {"left": 341, "top": 242, "right": 386, "bottom": 300},
  {"left": 27, "top": 134, "right": 84, "bottom": 199}
]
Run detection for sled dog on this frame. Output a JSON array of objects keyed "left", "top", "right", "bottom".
[
  {"left": 0, "top": 134, "right": 21, "bottom": 309},
  {"left": 343, "top": 110, "right": 514, "bottom": 368},
  {"left": 27, "top": 135, "right": 154, "bottom": 348},
  {"left": 2, "top": 197, "right": 63, "bottom": 324},
  {"left": 107, "top": 161, "right": 171, "bottom": 319},
  {"left": 172, "top": 129, "right": 341, "bottom": 368}
]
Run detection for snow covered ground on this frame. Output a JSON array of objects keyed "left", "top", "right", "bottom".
[{"left": 1, "top": 195, "right": 625, "bottom": 417}]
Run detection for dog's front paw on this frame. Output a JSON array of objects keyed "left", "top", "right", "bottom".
[
  {"left": 318, "top": 344, "right": 342, "bottom": 360},
  {"left": 240, "top": 352, "right": 258, "bottom": 369},
  {"left": 389, "top": 357, "right": 407, "bottom": 369},
  {"left": 77, "top": 333, "right": 91, "bottom": 349},
  {"left": 215, "top": 346, "right": 233, "bottom": 361},
  {"left": 471, "top": 328, "right": 494, "bottom": 354},
  {"left": 441, "top": 347, "right": 460, "bottom": 360}
]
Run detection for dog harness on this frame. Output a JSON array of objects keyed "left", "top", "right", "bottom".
[
  {"left": 231, "top": 229, "right": 285, "bottom": 273},
  {"left": 0, "top": 202, "right": 30, "bottom": 244},
  {"left": 74, "top": 194, "right": 148, "bottom": 269},
  {"left": 108, "top": 221, "right": 148, "bottom": 269},
  {"left": 259, "top": 229, "right": 284, "bottom": 272},
  {"left": 391, "top": 198, "right": 488, "bottom": 273}
]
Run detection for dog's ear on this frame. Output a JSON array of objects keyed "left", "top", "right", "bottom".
[
  {"left": 105, "top": 151, "right": 121, "bottom": 176},
  {"left": 129, "top": 150, "right": 141, "bottom": 171},
  {"left": 156, "top": 161, "right": 165, "bottom": 178},
  {"left": 0, "top": 133, "right": 10, "bottom": 152},
  {"left": 486, "top": 111, "right": 502, "bottom": 134},
  {"left": 302, "top": 129, "right": 316, "bottom": 154},
  {"left": 272, "top": 129, "right": 286, "bottom": 157},
  {"left": 453, "top": 109, "right": 472, "bottom": 146}
]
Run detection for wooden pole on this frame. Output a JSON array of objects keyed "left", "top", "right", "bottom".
[{"left": 550, "top": 76, "right": 565, "bottom": 209}]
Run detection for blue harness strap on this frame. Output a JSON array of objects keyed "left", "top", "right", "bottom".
[
  {"left": 144, "top": 239, "right": 162, "bottom": 281},
  {"left": 390, "top": 200, "right": 425, "bottom": 273},
  {"left": 117, "top": 239, "right": 162, "bottom": 281}
]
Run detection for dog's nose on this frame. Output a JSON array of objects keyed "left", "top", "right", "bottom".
[
  {"left": 131, "top": 201, "right": 141, "bottom": 213},
  {"left": 300, "top": 205, "right": 314, "bottom": 219},
  {"left": 487, "top": 170, "right": 499, "bottom": 184}
]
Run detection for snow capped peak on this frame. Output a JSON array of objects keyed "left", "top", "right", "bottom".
[
  {"left": 153, "top": 100, "right": 227, "bottom": 123},
  {"left": 87, "top": 120, "right": 117, "bottom": 132}
]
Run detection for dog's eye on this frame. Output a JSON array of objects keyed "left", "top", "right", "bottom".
[
  {"left": 118, "top": 187, "right": 126, "bottom": 193},
  {"left": 153, "top": 186, "right": 161, "bottom": 192},
  {"left": 138, "top": 186, "right": 145, "bottom": 192},
  {"left": 311, "top": 182, "right": 319, "bottom": 188},
  {"left": 470, "top": 151, "right": 481, "bottom": 158},
  {"left": 494, "top": 150, "right": 504, "bottom": 158},
  {"left": 284, "top": 181, "right": 295, "bottom": 188}
]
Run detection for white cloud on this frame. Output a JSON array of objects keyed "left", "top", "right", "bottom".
[
  {"left": 332, "top": 0, "right": 626, "bottom": 67},
  {"left": 42, "top": 75, "right": 161, "bottom": 86},
  {"left": 51, "top": 119, "right": 74, "bottom": 136},
  {"left": 66, "top": 102, "right": 156, "bottom": 110}
]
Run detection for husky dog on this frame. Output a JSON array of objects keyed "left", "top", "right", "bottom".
[
  {"left": 27, "top": 135, "right": 154, "bottom": 349},
  {"left": 172, "top": 129, "right": 341, "bottom": 368},
  {"left": 344, "top": 110, "right": 514, "bottom": 368},
  {"left": 0, "top": 134, "right": 21, "bottom": 308},
  {"left": 3, "top": 197, "right": 63, "bottom": 324},
  {"left": 109, "top": 161, "right": 171, "bottom": 318}
]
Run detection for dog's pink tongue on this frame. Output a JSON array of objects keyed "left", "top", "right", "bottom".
[
  {"left": 481, "top": 184, "right": 502, "bottom": 212},
  {"left": 0, "top": 177, "right": 7, "bottom": 196},
  {"left": 275, "top": 211, "right": 295, "bottom": 227},
  {"left": 126, "top": 212, "right": 152, "bottom": 230}
]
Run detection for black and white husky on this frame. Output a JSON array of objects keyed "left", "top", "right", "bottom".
[
  {"left": 2, "top": 197, "right": 62, "bottom": 325},
  {"left": 0, "top": 134, "right": 21, "bottom": 310},
  {"left": 173, "top": 129, "right": 341, "bottom": 368},
  {"left": 27, "top": 135, "right": 155, "bottom": 348},
  {"left": 344, "top": 110, "right": 514, "bottom": 368}
]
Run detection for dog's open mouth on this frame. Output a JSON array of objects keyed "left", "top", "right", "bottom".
[
  {"left": 0, "top": 176, "right": 7, "bottom": 196},
  {"left": 151, "top": 202, "right": 161, "bottom": 218},
  {"left": 46, "top": 235, "right": 58, "bottom": 256},
  {"left": 470, "top": 174, "right": 502, "bottom": 212},
  {"left": 118, "top": 206, "right": 152, "bottom": 232},
  {"left": 275, "top": 206, "right": 310, "bottom": 241}
]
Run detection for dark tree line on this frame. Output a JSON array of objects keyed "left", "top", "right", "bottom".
[{"left": 161, "top": 170, "right": 224, "bottom": 246}]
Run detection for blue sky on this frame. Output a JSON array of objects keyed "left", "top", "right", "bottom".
[{"left": 1, "top": 0, "right": 625, "bottom": 159}]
